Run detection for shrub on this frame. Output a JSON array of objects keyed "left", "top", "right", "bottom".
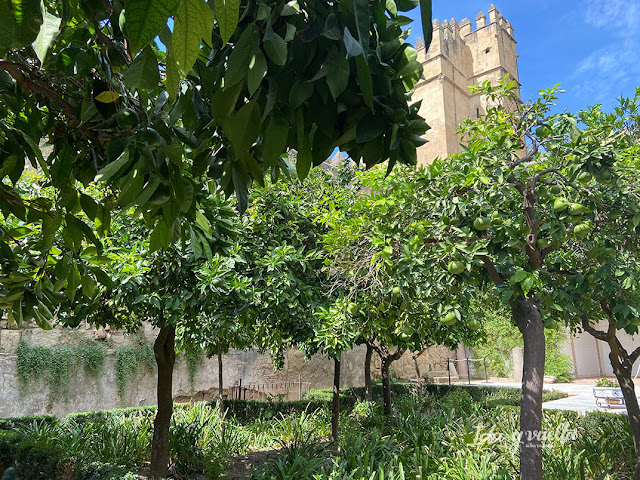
[
  {"left": 0, "top": 415, "right": 56, "bottom": 431},
  {"left": 472, "top": 308, "right": 574, "bottom": 381},
  {"left": 594, "top": 378, "right": 618, "bottom": 388},
  {"left": 221, "top": 400, "right": 330, "bottom": 424},
  {"left": 438, "top": 388, "right": 474, "bottom": 415},
  {"left": 74, "top": 462, "right": 133, "bottom": 480},
  {"left": 0, "top": 430, "right": 22, "bottom": 470},
  {"left": 349, "top": 401, "right": 384, "bottom": 429},
  {"left": 13, "top": 439, "right": 67, "bottom": 479}
]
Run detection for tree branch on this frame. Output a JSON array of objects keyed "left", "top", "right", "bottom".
[
  {"left": 478, "top": 255, "right": 504, "bottom": 286},
  {"left": 0, "top": 61, "right": 79, "bottom": 125},
  {"left": 581, "top": 314, "right": 608, "bottom": 341}
]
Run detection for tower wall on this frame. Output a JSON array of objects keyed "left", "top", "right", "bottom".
[{"left": 414, "top": 5, "right": 520, "bottom": 165}]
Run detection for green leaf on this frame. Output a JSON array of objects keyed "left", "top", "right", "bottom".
[
  {"left": 159, "top": 25, "right": 180, "bottom": 98},
  {"left": 232, "top": 166, "right": 249, "bottom": 213},
  {"left": 0, "top": 0, "right": 15, "bottom": 52},
  {"left": 80, "top": 193, "right": 98, "bottom": 220},
  {"left": 214, "top": 0, "right": 239, "bottom": 45},
  {"left": 242, "top": 152, "right": 264, "bottom": 187},
  {"left": 116, "top": 165, "right": 145, "bottom": 208},
  {"left": 288, "top": 79, "right": 313, "bottom": 108},
  {"left": 343, "top": 26, "right": 363, "bottom": 57},
  {"left": 355, "top": 55, "right": 374, "bottom": 112},
  {"left": 321, "top": 14, "right": 341, "bottom": 40},
  {"left": 173, "top": 0, "right": 214, "bottom": 76},
  {"left": 247, "top": 50, "right": 267, "bottom": 96},
  {"left": 8, "top": 0, "right": 43, "bottom": 48},
  {"left": 81, "top": 274, "right": 96, "bottom": 298},
  {"left": 123, "top": 46, "right": 160, "bottom": 89},
  {"left": 419, "top": 0, "right": 432, "bottom": 50},
  {"left": 15, "top": 128, "right": 46, "bottom": 174},
  {"left": 33, "top": 303, "right": 52, "bottom": 330},
  {"left": 95, "top": 91, "right": 121, "bottom": 103},
  {"left": 353, "top": 0, "right": 369, "bottom": 52},
  {"left": 296, "top": 148, "right": 311, "bottom": 180},
  {"left": 224, "top": 26, "right": 257, "bottom": 87},
  {"left": 32, "top": 9, "right": 61, "bottom": 63},
  {"left": 149, "top": 219, "right": 171, "bottom": 251},
  {"left": 165, "top": 50, "right": 181, "bottom": 98},
  {"left": 190, "top": 225, "right": 203, "bottom": 258},
  {"left": 262, "top": 113, "right": 288, "bottom": 168},
  {"left": 226, "top": 100, "right": 261, "bottom": 154},
  {"left": 326, "top": 49, "right": 349, "bottom": 100},
  {"left": 95, "top": 149, "right": 132, "bottom": 182},
  {"left": 123, "top": 0, "right": 177, "bottom": 53},
  {"left": 263, "top": 27, "right": 287, "bottom": 66},
  {"left": 42, "top": 210, "right": 62, "bottom": 250}
]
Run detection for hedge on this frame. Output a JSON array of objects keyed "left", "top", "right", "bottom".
[{"left": 219, "top": 399, "right": 332, "bottom": 424}]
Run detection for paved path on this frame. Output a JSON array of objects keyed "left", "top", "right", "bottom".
[{"left": 463, "top": 381, "right": 632, "bottom": 413}]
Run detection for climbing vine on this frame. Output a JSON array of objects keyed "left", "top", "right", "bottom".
[
  {"left": 16, "top": 337, "right": 157, "bottom": 402},
  {"left": 16, "top": 337, "right": 108, "bottom": 400},
  {"left": 183, "top": 349, "right": 204, "bottom": 393},
  {"left": 115, "top": 342, "right": 156, "bottom": 400}
]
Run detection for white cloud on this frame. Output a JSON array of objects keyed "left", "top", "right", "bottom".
[
  {"left": 572, "top": 1, "right": 640, "bottom": 103},
  {"left": 584, "top": 0, "right": 640, "bottom": 32}
]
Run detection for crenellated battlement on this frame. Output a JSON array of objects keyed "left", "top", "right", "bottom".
[
  {"left": 411, "top": 4, "right": 520, "bottom": 165},
  {"left": 416, "top": 4, "right": 514, "bottom": 50}
]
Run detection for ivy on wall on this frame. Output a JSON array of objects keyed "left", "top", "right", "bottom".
[
  {"left": 16, "top": 337, "right": 157, "bottom": 403},
  {"left": 115, "top": 342, "right": 156, "bottom": 400},
  {"left": 183, "top": 349, "right": 204, "bottom": 394}
]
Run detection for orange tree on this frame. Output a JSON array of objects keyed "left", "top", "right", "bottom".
[
  {"left": 550, "top": 91, "right": 640, "bottom": 479},
  {"left": 412, "top": 81, "right": 640, "bottom": 480},
  {"left": 322, "top": 164, "right": 483, "bottom": 420}
]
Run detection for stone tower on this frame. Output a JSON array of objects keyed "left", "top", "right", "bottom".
[{"left": 414, "top": 4, "right": 520, "bottom": 165}]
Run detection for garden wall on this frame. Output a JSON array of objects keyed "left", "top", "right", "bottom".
[{"left": 0, "top": 322, "right": 454, "bottom": 418}]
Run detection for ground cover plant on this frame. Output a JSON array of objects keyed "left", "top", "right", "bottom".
[{"left": 0, "top": 384, "right": 632, "bottom": 480}]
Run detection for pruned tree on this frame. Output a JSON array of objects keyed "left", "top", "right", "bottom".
[{"left": 409, "top": 81, "right": 640, "bottom": 480}]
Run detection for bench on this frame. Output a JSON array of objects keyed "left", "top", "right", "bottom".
[{"left": 593, "top": 387, "right": 625, "bottom": 408}]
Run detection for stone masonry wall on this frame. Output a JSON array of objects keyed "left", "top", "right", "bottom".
[{"left": 0, "top": 323, "right": 453, "bottom": 418}]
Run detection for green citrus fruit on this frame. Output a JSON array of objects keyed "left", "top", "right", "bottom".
[
  {"left": 135, "top": 127, "right": 164, "bottom": 147},
  {"left": 568, "top": 203, "right": 585, "bottom": 215},
  {"left": 536, "top": 238, "right": 551, "bottom": 249},
  {"left": 116, "top": 108, "right": 139, "bottom": 128},
  {"left": 577, "top": 171, "right": 592, "bottom": 184},
  {"left": 467, "top": 319, "right": 481, "bottom": 331},
  {"left": 441, "top": 311, "right": 457, "bottom": 326},
  {"left": 553, "top": 198, "right": 569, "bottom": 212},
  {"left": 347, "top": 303, "right": 357, "bottom": 315},
  {"left": 574, "top": 222, "right": 592, "bottom": 238},
  {"left": 550, "top": 185, "right": 562, "bottom": 195},
  {"left": 447, "top": 261, "right": 465, "bottom": 275},
  {"left": 473, "top": 216, "right": 491, "bottom": 231}
]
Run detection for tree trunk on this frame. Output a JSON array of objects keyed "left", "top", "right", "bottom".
[
  {"left": 614, "top": 366, "right": 640, "bottom": 479},
  {"left": 377, "top": 346, "right": 405, "bottom": 420},
  {"left": 150, "top": 324, "right": 176, "bottom": 479},
  {"left": 381, "top": 358, "right": 393, "bottom": 417},
  {"left": 331, "top": 354, "right": 341, "bottom": 442},
  {"left": 412, "top": 351, "right": 423, "bottom": 397},
  {"left": 514, "top": 298, "right": 545, "bottom": 480},
  {"left": 364, "top": 343, "right": 373, "bottom": 401},
  {"left": 218, "top": 351, "right": 224, "bottom": 419}
]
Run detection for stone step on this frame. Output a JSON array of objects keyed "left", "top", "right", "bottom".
[{"left": 432, "top": 375, "right": 460, "bottom": 384}]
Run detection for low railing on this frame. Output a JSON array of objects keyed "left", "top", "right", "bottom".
[{"left": 229, "top": 376, "right": 312, "bottom": 401}]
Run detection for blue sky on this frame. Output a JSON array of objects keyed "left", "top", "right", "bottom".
[{"left": 405, "top": 0, "right": 640, "bottom": 113}]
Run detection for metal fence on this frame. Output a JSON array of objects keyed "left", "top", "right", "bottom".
[{"left": 229, "top": 376, "right": 312, "bottom": 401}]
